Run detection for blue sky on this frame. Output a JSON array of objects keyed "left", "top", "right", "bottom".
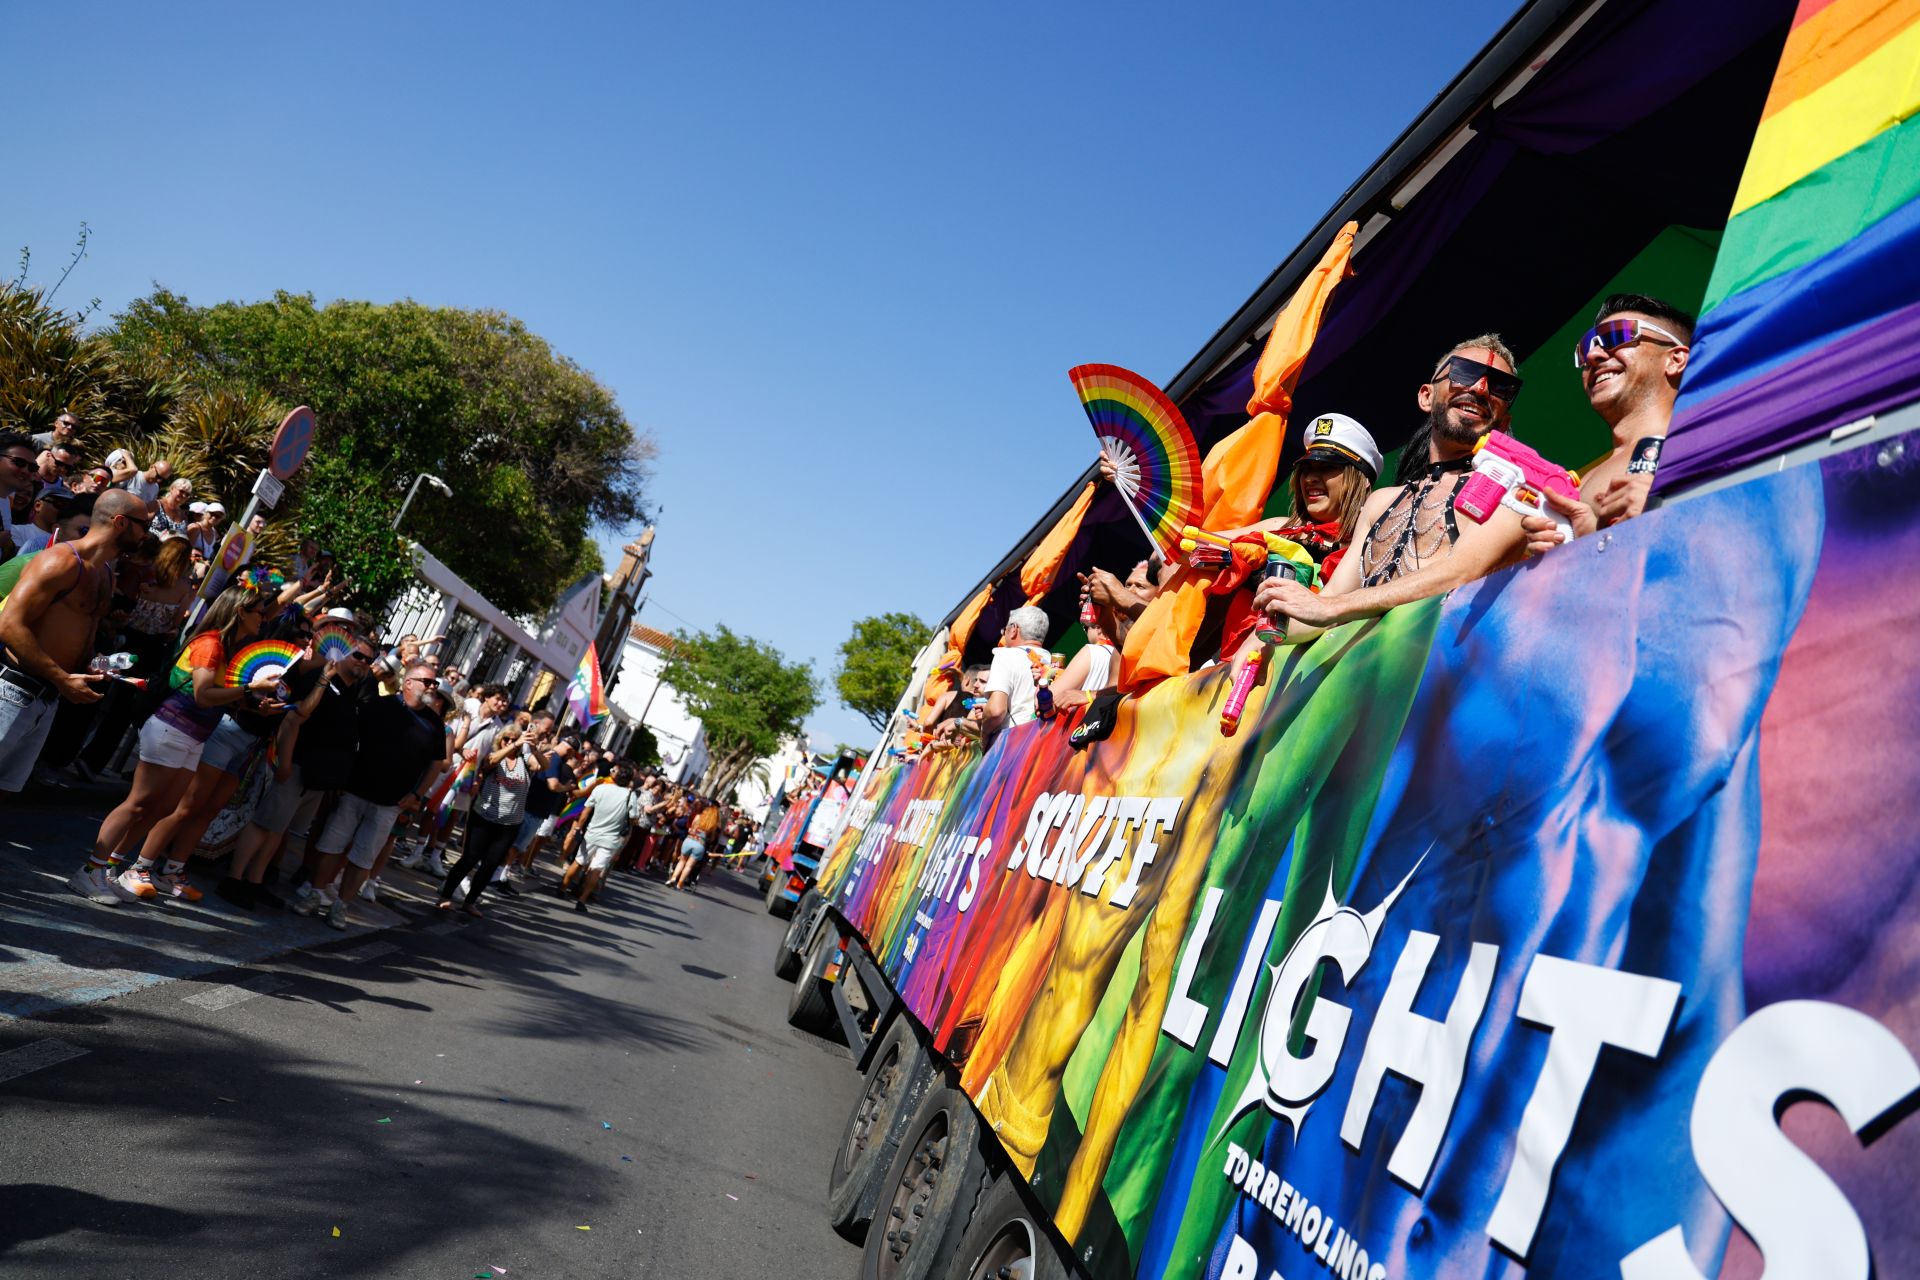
[{"left": 6, "top": 1, "right": 1521, "bottom": 751}]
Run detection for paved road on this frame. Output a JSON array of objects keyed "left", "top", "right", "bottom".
[{"left": 0, "top": 853, "right": 868, "bottom": 1280}]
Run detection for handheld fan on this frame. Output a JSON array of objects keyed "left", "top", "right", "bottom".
[
  {"left": 311, "top": 620, "right": 355, "bottom": 663},
  {"left": 1068, "top": 363, "right": 1202, "bottom": 563},
  {"left": 225, "top": 639, "right": 305, "bottom": 688}
]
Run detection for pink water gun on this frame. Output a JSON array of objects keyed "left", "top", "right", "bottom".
[{"left": 1453, "top": 431, "right": 1581, "bottom": 542}]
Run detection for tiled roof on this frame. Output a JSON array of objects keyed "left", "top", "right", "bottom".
[{"left": 628, "top": 622, "right": 679, "bottom": 653}]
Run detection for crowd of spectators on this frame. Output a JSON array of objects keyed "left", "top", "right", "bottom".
[
  {"left": 903, "top": 294, "right": 1691, "bottom": 757},
  {"left": 0, "top": 411, "right": 760, "bottom": 934}
]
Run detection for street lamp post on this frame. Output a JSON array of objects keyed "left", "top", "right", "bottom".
[{"left": 393, "top": 473, "right": 453, "bottom": 530}]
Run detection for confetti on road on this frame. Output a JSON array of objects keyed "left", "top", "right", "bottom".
[
  {"left": 726, "top": 1193, "right": 739, "bottom": 1201},
  {"left": 576, "top": 1225, "right": 591, "bottom": 1231},
  {"left": 376, "top": 1117, "right": 391, "bottom": 1124},
  {"left": 621, "top": 1156, "right": 633, "bottom": 1162},
  {"left": 601, "top": 1121, "right": 612, "bottom": 1129},
  {"left": 217, "top": 1097, "right": 237, "bottom": 1103},
  {"left": 332, "top": 1227, "right": 341, "bottom": 1238}
]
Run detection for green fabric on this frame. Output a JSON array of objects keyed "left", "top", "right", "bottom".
[
  {"left": 1507, "top": 225, "right": 1721, "bottom": 473},
  {"left": 1703, "top": 113, "right": 1920, "bottom": 311},
  {"left": 0, "top": 549, "right": 33, "bottom": 603}
]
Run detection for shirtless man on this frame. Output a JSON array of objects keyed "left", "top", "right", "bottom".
[
  {"left": 1255, "top": 335, "right": 1534, "bottom": 636},
  {"left": 0, "top": 489, "right": 151, "bottom": 795},
  {"left": 1521, "top": 293, "right": 1694, "bottom": 555}
]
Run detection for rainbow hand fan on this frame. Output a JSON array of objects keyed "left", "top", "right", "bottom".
[
  {"left": 225, "top": 639, "right": 306, "bottom": 688},
  {"left": 1068, "top": 363, "right": 1202, "bottom": 562},
  {"left": 311, "top": 620, "right": 355, "bottom": 663}
]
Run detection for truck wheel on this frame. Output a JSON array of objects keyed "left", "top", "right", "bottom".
[
  {"left": 773, "top": 888, "right": 821, "bottom": 980},
  {"left": 765, "top": 871, "right": 795, "bottom": 917},
  {"left": 860, "top": 1085, "right": 991, "bottom": 1280},
  {"left": 937, "top": 1175, "right": 1072, "bottom": 1280},
  {"left": 828, "top": 1015, "right": 934, "bottom": 1242},
  {"left": 787, "top": 918, "right": 839, "bottom": 1034}
]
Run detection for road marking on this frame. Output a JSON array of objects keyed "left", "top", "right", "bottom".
[
  {"left": 183, "top": 974, "right": 286, "bottom": 1010},
  {"left": 0, "top": 1038, "right": 89, "bottom": 1084},
  {"left": 336, "top": 941, "right": 401, "bottom": 963}
]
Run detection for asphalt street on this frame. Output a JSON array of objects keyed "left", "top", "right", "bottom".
[{"left": 0, "top": 848, "right": 867, "bottom": 1280}]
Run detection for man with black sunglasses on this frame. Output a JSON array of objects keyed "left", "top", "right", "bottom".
[
  {"left": 0, "top": 432, "right": 40, "bottom": 562},
  {"left": 1255, "top": 335, "right": 1537, "bottom": 640}
]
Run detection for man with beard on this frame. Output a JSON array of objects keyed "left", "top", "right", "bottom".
[
  {"left": 0, "top": 490, "right": 149, "bottom": 795},
  {"left": 1256, "top": 336, "right": 1533, "bottom": 637}
]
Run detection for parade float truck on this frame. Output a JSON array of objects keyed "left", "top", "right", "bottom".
[{"left": 776, "top": 1, "right": 1920, "bottom": 1277}]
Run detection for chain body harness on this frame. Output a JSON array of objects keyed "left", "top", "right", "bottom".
[{"left": 1358, "top": 456, "right": 1475, "bottom": 588}]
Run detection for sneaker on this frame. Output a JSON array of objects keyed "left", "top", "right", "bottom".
[
  {"left": 496, "top": 880, "right": 521, "bottom": 897},
  {"left": 67, "top": 865, "right": 124, "bottom": 905},
  {"left": 292, "top": 886, "right": 327, "bottom": 916},
  {"left": 152, "top": 867, "right": 204, "bottom": 904},
  {"left": 214, "top": 877, "right": 256, "bottom": 911},
  {"left": 574, "top": 899, "right": 589, "bottom": 914},
  {"left": 395, "top": 850, "right": 423, "bottom": 871},
  {"left": 425, "top": 854, "right": 449, "bottom": 879},
  {"left": 327, "top": 898, "right": 349, "bottom": 930},
  {"left": 115, "top": 866, "right": 158, "bottom": 902},
  {"left": 359, "top": 878, "right": 380, "bottom": 903}
]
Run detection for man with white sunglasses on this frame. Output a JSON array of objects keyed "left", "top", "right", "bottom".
[{"left": 1522, "top": 294, "right": 1694, "bottom": 554}]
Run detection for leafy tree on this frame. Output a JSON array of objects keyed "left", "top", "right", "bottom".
[
  {"left": 625, "top": 723, "right": 662, "bottom": 768},
  {"left": 103, "top": 289, "right": 655, "bottom": 614},
  {"left": 835, "top": 611, "right": 933, "bottom": 732},
  {"left": 657, "top": 624, "right": 818, "bottom": 801}
]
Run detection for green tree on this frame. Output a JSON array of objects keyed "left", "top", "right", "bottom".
[
  {"left": 104, "top": 289, "right": 655, "bottom": 614},
  {"left": 835, "top": 611, "right": 933, "bottom": 732},
  {"left": 657, "top": 625, "right": 818, "bottom": 800}
]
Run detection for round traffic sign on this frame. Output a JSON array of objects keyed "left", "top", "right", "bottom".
[
  {"left": 219, "top": 529, "right": 253, "bottom": 575},
  {"left": 269, "top": 405, "right": 315, "bottom": 480}
]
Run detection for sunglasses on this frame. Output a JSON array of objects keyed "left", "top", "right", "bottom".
[
  {"left": 1435, "top": 355, "right": 1523, "bottom": 405},
  {"left": 1573, "top": 318, "right": 1686, "bottom": 367},
  {"left": 407, "top": 675, "right": 439, "bottom": 688},
  {"left": 348, "top": 650, "right": 377, "bottom": 662},
  {"left": 50, "top": 459, "right": 76, "bottom": 473}
]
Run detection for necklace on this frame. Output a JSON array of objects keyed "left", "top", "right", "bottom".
[{"left": 1360, "top": 458, "right": 1471, "bottom": 588}]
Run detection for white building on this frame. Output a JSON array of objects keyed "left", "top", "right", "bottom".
[{"left": 605, "top": 623, "right": 709, "bottom": 785}]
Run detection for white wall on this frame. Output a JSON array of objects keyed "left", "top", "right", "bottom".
[{"left": 607, "top": 635, "right": 708, "bottom": 785}]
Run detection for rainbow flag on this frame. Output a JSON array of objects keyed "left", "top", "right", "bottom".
[
  {"left": 1660, "top": 0, "right": 1920, "bottom": 488},
  {"left": 434, "top": 755, "right": 477, "bottom": 820},
  {"left": 556, "top": 775, "right": 611, "bottom": 826},
  {"left": 567, "top": 642, "right": 608, "bottom": 731}
]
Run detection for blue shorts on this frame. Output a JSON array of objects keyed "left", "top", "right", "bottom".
[
  {"left": 201, "top": 717, "right": 266, "bottom": 777},
  {"left": 682, "top": 838, "right": 707, "bottom": 861},
  {"left": 515, "top": 809, "right": 545, "bottom": 849}
]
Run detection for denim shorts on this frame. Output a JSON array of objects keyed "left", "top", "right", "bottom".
[
  {"left": 199, "top": 717, "right": 265, "bottom": 777},
  {"left": 0, "top": 670, "right": 58, "bottom": 793}
]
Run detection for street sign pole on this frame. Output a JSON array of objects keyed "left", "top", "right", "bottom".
[{"left": 181, "top": 405, "right": 315, "bottom": 634}]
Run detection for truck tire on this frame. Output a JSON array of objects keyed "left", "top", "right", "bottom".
[
  {"left": 860, "top": 1085, "right": 991, "bottom": 1280},
  {"left": 937, "top": 1175, "right": 1073, "bottom": 1280},
  {"left": 773, "top": 888, "right": 821, "bottom": 980},
  {"left": 787, "top": 918, "right": 839, "bottom": 1034},
  {"left": 828, "top": 1015, "right": 935, "bottom": 1242},
  {"left": 765, "top": 870, "right": 792, "bottom": 916}
]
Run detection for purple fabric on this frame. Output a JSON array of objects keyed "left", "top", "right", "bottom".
[
  {"left": 1657, "top": 298, "right": 1920, "bottom": 485},
  {"left": 1302, "top": 0, "right": 1782, "bottom": 385},
  {"left": 1658, "top": 193, "right": 1920, "bottom": 490}
]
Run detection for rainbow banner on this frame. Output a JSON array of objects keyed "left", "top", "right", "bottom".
[
  {"left": 433, "top": 754, "right": 477, "bottom": 820},
  {"left": 1659, "top": 0, "right": 1920, "bottom": 488},
  {"left": 567, "top": 642, "right": 608, "bottom": 731},
  {"left": 815, "top": 433, "right": 1920, "bottom": 1279},
  {"left": 556, "top": 775, "right": 611, "bottom": 827}
]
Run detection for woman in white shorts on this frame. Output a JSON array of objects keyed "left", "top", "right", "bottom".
[{"left": 70, "top": 586, "right": 277, "bottom": 906}]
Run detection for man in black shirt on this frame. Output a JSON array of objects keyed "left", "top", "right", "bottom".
[
  {"left": 240, "top": 636, "right": 377, "bottom": 909},
  {"left": 299, "top": 661, "right": 446, "bottom": 930}
]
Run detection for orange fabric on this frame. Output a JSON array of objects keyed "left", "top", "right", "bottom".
[
  {"left": 923, "top": 581, "right": 997, "bottom": 714},
  {"left": 1119, "top": 222, "right": 1357, "bottom": 692},
  {"left": 1020, "top": 481, "right": 1097, "bottom": 605},
  {"left": 1762, "top": 0, "right": 1920, "bottom": 119}
]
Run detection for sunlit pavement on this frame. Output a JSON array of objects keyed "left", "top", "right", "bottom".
[{"left": 0, "top": 832, "right": 866, "bottom": 1280}]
